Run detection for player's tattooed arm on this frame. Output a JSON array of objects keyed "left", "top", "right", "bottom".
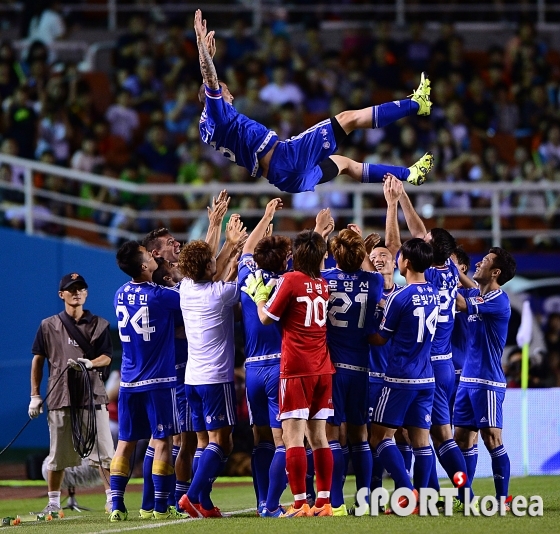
[
  {"left": 243, "top": 198, "right": 283, "bottom": 255},
  {"left": 194, "top": 9, "right": 219, "bottom": 90},
  {"left": 383, "top": 175, "right": 403, "bottom": 259}
]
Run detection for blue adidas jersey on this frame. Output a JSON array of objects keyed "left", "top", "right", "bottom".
[
  {"left": 370, "top": 284, "right": 402, "bottom": 380},
  {"left": 322, "top": 268, "right": 384, "bottom": 371},
  {"left": 424, "top": 260, "right": 459, "bottom": 359},
  {"left": 458, "top": 288, "right": 511, "bottom": 392},
  {"left": 239, "top": 253, "right": 282, "bottom": 366},
  {"left": 379, "top": 283, "right": 439, "bottom": 389},
  {"left": 451, "top": 309, "right": 475, "bottom": 373},
  {"left": 200, "top": 85, "right": 278, "bottom": 178},
  {"left": 114, "top": 281, "right": 180, "bottom": 392}
]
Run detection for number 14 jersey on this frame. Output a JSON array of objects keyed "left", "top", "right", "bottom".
[{"left": 263, "top": 271, "right": 334, "bottom": 379}]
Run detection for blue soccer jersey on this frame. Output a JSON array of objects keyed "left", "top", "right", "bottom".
[
  {"left": 451, "top": 308, "right": 475, "bottom": 374},
  {"left": 378, "top": 283, "right": 439, "bottom": 389},
  {"left": 369, "top": 284, "right": 402, "bottom": 380},
  {"left": 239, "top": 253, "right": 282, "bottom": 365},
  {"left": 424, "top": 259, "right": 459, "bottom": 359},
  {"left": 200, "top": 85, "right": 278, "bottom": 178},
  {"left": 322, "top": 268, "right": 384, "bottom": 371},
  {"left": 114, "top": 281, "right": 180, "bottom": 392},
  {"left": 458, "top": 288, "right": 511, "bottom": 392}
]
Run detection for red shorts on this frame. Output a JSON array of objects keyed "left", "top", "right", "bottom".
[{"left": 279, "top": 374, "right": 333, "bottom": 421}]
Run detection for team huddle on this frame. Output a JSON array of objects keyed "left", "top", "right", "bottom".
[{"left": 106, "top": 9, "right": 517, "bottom": 521}]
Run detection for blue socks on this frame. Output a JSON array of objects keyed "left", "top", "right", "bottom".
[
  {"left": 187, "top": 443, "right": 224, "bottom": 507},
  {"left": 141, "top": 446, "right": 155, "bottom": 511},
  {"left": 437, "top": 439, "right": 472, "bottom": 500},
  {"left": 254, "top": 441, "right": 275, "bottom": 507},
  {"left": 306, "top": 448, "right": 316, "bottom": 503},
  {"left": 192, "top": 447, "right": 204, "bottom": 478},
  {"left": 413, "top": 446, "right": 434, "bottom": 490},
  {"left": 373, "top": 100, "right": 419, "bottom": 129},
  {"left": 370, "top": 449, "right": 384, "bottom": 491},
  {"left": 167, "top": 445, "right": 180, "bottom": 507},
  {"left": 350, "top": 442, "right": 372, "bottom": 497},
  {"left": 461, "top": 444, "right": 478, "bottom": 486},
  {"left": 490, "top": 445, "right": 510, "bottom": 499},
  {"left": 266, "top": 446, "right": 287, "bottom": 511},
  {"left": 428, "top": 447, "right": 441, "bottom": 492},
  {"left": 328, "top": 440, "right": 345, "bottom": 508},
  {"left": 376, "top": 439, "right": 413, "bottom": 490},
  {"left": 175, "top": 480, "right": 190, "bottom": 510},
  {"left": 396, "top": 442, "right": 413, "bottom": 475},
  {"left": 362, "top": 163, "right": 410, "bottom": 183}
]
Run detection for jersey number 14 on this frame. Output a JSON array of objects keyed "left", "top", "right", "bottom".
[{"left": 413, "top": 306, "right": 438, "bottom": 342}]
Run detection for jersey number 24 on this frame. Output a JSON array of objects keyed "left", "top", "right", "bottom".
[{"left": 116, "top": 305, "right": 155, "bottom": 342}]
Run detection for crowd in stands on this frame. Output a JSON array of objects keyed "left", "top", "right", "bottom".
[{"left": 0, "top": 11, "right": 560, "bottom": 250}]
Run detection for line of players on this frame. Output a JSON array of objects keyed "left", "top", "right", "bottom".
[{"left": 108, "top": 177, "right": 516, "bottom": 520}]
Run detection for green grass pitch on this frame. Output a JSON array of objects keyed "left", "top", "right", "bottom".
[{"left": 0, "top": 476, "right": 557, "bottom": 534}]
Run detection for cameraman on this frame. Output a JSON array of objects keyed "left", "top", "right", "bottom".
[{"left": 29, "top": 273, "right": 114, "bottom": 515}]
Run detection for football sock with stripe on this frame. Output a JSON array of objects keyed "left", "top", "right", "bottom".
[
  {"left": 437, "top": 439, "right": 472, "bottom": 500},
  {"left": 141, "top": 446, "right": 155, "bottom": 511},
  {"left": 461, "top": 444, "right": 478, "bottom": 486},
  {"left": 361, "top": 163, "right": 410, "bottom": 183},
  {"left": 192, "top": 447, "right": 204, "bottom": 478},
  {"left": 313, "top": 447, "right": 333, "bottom": 508},
  {"left": 413, "top": 446, "right": 434, "bottom": 490},
  {"left": 351, "top": 441, "right": 373, "bottom": 498},
  {"left": 175, "top": 481, "right": 190, "bottom": 510},
  {"left": 372, "top": 100, "right": 420, "bottom": 128},
  {"left": 167, "top": 445, "right": 180, "bottom": 507},
  {"left": 110, "top": 456, "right": 130, "bottom": 512},
  {"left": 152, "top": 460, "right": 174, "bottom": 513},
  {"left": 376, "top": 439, "right": 413, "bottom": 490},
  {"left": 199, "top": 453, "right": 228, "bottom": 510},
  {"left": 370, "top": 449, "right": 384, "bottom": 491},
  {"left": 305, "top": 448, "right": 316, "bottom": 503},
  {"left": 286, "top": 447, "right": 308, "bottom": 509},
  {"left": 328, "top": 440, "right": 345, "bottom": 508},
  {"left": 251, "top": 447, "right": 259, "bottom": 507},
  {"left": 266, "top": 445, "right": 287, "bottom": 511},
  {"left": 428, "top": 447, "right": 441, "bottom": 492},
  {"left": 342, "top": 443, "right": 350, "bottom": 482},
  {"left": 255, "top": 441, "right": 275, "bottom": 507},
  {"left": 490, "top": 445, "right": 510, "bottom": 500},
  {"left": 396, "top": 442, "right": 413, "bottom": 475},
  {"left": 187, "top": 443, "right": 224, "bottom": 506}
]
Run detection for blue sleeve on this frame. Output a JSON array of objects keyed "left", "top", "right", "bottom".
[
  {"left": 238, "top": 253, "right": 257, "bottom": 285},
  {"left": 465, "top": 291, "right": 509, "bottom": 318},
  {"left": 204, "top": 85, "right": 236, "bottom": 126},
  {"left": 379, "top": 292, "right": 402, "bottom": 339},
  {"left": 158, "top": 285, "right": 181, "bottom": 311},
  {"left": 424, "top": 266, "right": 436, "bottom": 284}
]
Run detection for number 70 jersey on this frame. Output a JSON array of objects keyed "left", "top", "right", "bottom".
[
  {"left": 378, "top": 282, "right": 440, "bottom": 388},
  {"left": 114, "top": 281, "right": 180, "bottom": 392}
]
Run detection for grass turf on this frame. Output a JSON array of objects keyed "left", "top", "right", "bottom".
[{"left": 0, "top": 476, "right": 556, "bottom": 534}]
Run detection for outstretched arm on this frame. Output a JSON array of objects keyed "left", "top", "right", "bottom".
[
  {"left": 243, "top": 198, "right": 283, "bottom": 255},
  {"left": 205, "top": 190, "right": 230, "bottom": 256},
  {"left": 398, "top": 188, "right": 427, "bottom": 239},
  {"left": 383, "top": 175, "right": 403, "bottom": 258},
  {"left": 194, "top": 9, "right": 219, "bottom": 90}
]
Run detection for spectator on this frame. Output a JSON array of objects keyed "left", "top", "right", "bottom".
[
  {"left": 3, "top": 85, "right": 38, "bottom": 159},
  {"left": 226, "top": 18, "right": 257, "bottom": 64},
  {"left": 105, "top": 89, "right": 139, "bottom": 144},
  {"left": 163, "top": 82, "right": 200, "bottom": 135},
  {"left": 538, "top": 123, "right": 560, "bottom": 169},
  {"left": 122, "top": 58, "right": 163, "bottom": 114},
  {"left": 70, "top": 137, "right": 105, "bottom": 174},
  {"left": 402, "top": 22, "right": 431, "bottom": 73},
  {"left": 27, "top": 0, "right": 66, "bottom": 47},
  {"left": 233, "top": 78, "right": 271, "bottom": 125},
  {"left": 137, "top": 122, "right": 179, "bottom": 177},
  {"left": 259, "top": 66, "right": 304, "bottom": 109}
]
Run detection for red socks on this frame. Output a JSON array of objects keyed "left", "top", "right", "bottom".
[
  {"left": 313, "top": 447, "right": 333, "bottom": 508},
  {"left": 286, "top": 447, "right": 307, "bottom": 508}
]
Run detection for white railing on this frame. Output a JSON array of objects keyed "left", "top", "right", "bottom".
[
  {"left": 1, "top": 153, "right": 560, "bottom": 247},
  {"left": 0, "top": 2, "right": 557, "bottom": 31}
]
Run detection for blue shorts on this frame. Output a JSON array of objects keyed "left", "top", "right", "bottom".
[
  {"left": 453, "top": 385, "right": 505, "bottom": 429},
  {"left": 246, "top": 364, "right": 281, "bottom": 429},
  {"left": 185, "top": 382, "right": 237, "bottom": 432},
  {"left": 431, "top": 359, "right": 456, "bottom": 426},
  {"left": 328, "top": 370, "right": 369, "bottom": 426},
  {"left": 371, "top": 385, "right": 434, "bottom": 429},
  {"left": 368, "top": 378, "right": 384, "bottom": 423},
  {"left": 449, "top": 371, "right": 461, "bottom": 415},
  {"left": 176, "top": 383, "right": 194, "bottom": 433},
  {"left": 118, "top": 387, "right": 180, "bottom": 442},
  {"left": 266, "top": 119, "right": 338, "bottom": 193}
]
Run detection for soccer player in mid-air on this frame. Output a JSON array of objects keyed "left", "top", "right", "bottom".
[
  {"left": 386, "top": 177, "right": 472, "bottom": 503},
  {"left": 193, "top": 9, "right": 434, "bottom": 195},
  {"left": 322, "top": 228, "right": 384, "bottom": 516},
  {"left": 453, "top": 248, "right": 516, "bottom": 511}
]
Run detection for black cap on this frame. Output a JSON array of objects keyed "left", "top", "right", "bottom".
[{"left": 59, "top": 273, "right": 88, "bottom": 291}]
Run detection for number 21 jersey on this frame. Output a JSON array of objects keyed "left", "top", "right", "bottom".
[{"left": 263, "top": 271, "right": 334, "bottom": 378}]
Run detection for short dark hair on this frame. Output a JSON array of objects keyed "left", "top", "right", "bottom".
[
  {"left": 453, "top": 245, "right": 470, "bottom": 271},
  {"left": 489, "top": 247, "right": 516, "bottom": 285},
  {"left": 400, "top": 238, "right": 433, "bottom": 273},
  {"left": 293, "top": 230, "right": 327, "bottom": 278},
  {"left": 152, "top": 257, "right": 172, "bottom": 286},
  {"left": 142, "top": 228, "right": 170, "bottom": 252},
  {"left": 178, "top": 240, "right": 213, "bottom": 281},
  {"left": 253, "top": 235, "right": 292, "bottom": 273},
  {"left": 116, "top": 240, "right": 144, "bottom": 278},
  {"left": 429, "top": 227, "right": 456, "bottom": 265},
  {"left": 329, "top": 229, "right": 365, "bottom": 272}
]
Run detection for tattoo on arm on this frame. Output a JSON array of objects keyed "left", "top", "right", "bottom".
[{"left": 197, "top": 39, "right": 219, "bottom": 90}]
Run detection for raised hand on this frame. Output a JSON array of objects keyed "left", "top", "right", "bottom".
[
  {"left": 347, "top": 223, "right": 363, "bottom": 236},
  {"left": 264, "top": 198, "right": 283, "bottom": 220},
  {"left": 383, "top": 174, "right": 403, "bottom": 204},
  {"left": 208, "top": 189, "right": 230, "bottom": 225},
  {"left": 205, "top": 30, "right": 216, "bottom": 58},
  {"left": 225, "top": 214, "right": 248, "bottom": 245},
  {"left": 194, "top": 9, "right": 207, "bottom": 40},
  {"left": 364, "top": 232, "right": 381, "bottom": 253}
]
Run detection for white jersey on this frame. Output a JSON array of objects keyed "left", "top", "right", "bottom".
[{"left": 180, "top": 278, "right": 239, "bottom": 385}]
